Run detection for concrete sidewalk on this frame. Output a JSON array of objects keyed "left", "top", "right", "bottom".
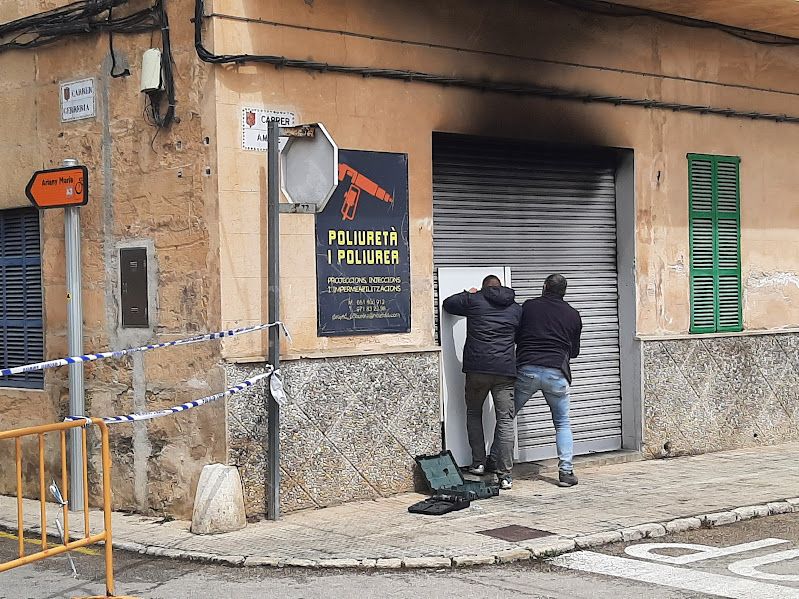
[{"left": 2, "top": 443, "right": 798, "bottom": 569}]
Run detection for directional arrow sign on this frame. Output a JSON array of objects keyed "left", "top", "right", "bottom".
[{"left": 25, "top": 165, "right": 88, "bottom": 209}]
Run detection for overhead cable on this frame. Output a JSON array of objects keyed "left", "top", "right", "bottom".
[{"left": 194, "top": 0, "right": 799, "bottom": 126}]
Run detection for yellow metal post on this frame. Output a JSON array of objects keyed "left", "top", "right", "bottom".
[
  {"left": 100, "top": 422, "right": 114, "bottom": 596},
  {"left": 15, "top": 438, "right": 23, "bottom": 558},
  {"left": 38, "top": 434, "right": 46, "bottom": 551},
  {"left": 82, "top": 427, "right": 89, "bottom": 536},
  {"left": 61, "top": 430, "right": 70, "bottom": 546}
]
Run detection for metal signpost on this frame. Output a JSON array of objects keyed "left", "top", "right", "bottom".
[
  {"left": 266, "top": 120, "right": 281, "bottom": 521},
  {"left": 26, "top": 159, "right": 88, "bottom": 511},
  {"left": 265, "top": 122, "right": 338, "bottom": 520},
  {"left": 63, "top": 159, "right": 86, "bottom": 512}
]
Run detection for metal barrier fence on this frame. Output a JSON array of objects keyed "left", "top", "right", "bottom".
[
  {"left": 0, "top": 320, "right": 288, "bottom": 594},
  {"left": 0, "top": 417, "right": 114, "bottom": 596}
]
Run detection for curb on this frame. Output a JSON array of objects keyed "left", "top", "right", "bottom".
[{"left": 108, "top": 496, "right": 799, "bottom": 570}]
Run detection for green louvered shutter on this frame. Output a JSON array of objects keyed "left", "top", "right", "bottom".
[
  {"left": 689, "top": 157, "right": 716, "bottom": 333},
  {"left": 714, "top": 159, "right": 742, "bottom": 331},
  {"left": 688, "top": 154, "right": 742, "bottom": 334}
]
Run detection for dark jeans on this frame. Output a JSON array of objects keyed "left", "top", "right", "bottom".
[{"left": 464, "top": 372, "right": 515, "bottom": 474}]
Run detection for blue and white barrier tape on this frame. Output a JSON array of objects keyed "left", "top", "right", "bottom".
[
  {"left": 0, "top": 321, "right": 290, "bottom": 378},
  {"left": 66, "top": 369, "right": 287, "bottom": 425}
]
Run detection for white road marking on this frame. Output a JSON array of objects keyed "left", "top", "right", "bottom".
[
  {"left": 624, "top": 538, "right": 791, "bottom": 565},
  {"left": 728, "top": 549, "right": 799, "bottom": 582},
  {"left": 551, "top": 551, "right": 799, "bottom": 599}
]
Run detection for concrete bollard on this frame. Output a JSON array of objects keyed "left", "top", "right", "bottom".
[{"left": 191, "top": 464, "right": 247, "bottom": 535}]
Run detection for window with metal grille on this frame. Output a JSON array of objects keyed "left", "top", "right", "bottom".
[
  {"left": 688, "top": 154, "right": 742, "bottom": 334},
  {"left": 0, "top": 208, "right": 44, "bottom": 388}
]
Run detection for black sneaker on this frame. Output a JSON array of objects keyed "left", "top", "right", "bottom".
[
  {"left": 558, "top": 470, "right": 578, "bottom": 487},
  {"left": 466, "top": 463, "right": 485, "bottom": 475},
  {"left": 498, "top": 475, "right": 513, "bottom": 490}
]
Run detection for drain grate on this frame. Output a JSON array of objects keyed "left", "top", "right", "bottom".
[{"left": 476, "top": 525, "right": 554, "bottom": 542}]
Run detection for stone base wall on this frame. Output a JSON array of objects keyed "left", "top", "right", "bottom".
[
  {"left": 225, "top": 352, "right": 440, "bottom": 516},
  {"left": 642, "top": 333, "right": 799, "bottom": 458}
]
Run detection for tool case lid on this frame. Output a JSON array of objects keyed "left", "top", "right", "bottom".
[{"left": 414, "top": 450, "right": 465, "bottom": 491}]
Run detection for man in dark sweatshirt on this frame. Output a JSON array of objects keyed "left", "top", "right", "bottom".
[
  {"left": 515, "top": 274, "right": 583, "bottom": 487},
  {"left": 443, "top": 274, "right": 522, "bottom": 489}
]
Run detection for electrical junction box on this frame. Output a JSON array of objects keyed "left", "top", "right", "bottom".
[
  {"left": 140, "top": 48, "right": 162, "bottom": 92},
  {"left": 120, "top": 247, "right": 149, "bottom": 328}
]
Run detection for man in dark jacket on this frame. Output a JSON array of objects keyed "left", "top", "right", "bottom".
[
  {"left": 443, "top": 274, "right": 522, "bottom": 489},
  {"left": 515, "top": 274, "right": 583, "bottom": 487}
]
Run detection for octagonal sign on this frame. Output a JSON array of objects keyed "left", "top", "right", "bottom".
[{"left": 280, "top": 123, "right": 338, "bottom": 211}]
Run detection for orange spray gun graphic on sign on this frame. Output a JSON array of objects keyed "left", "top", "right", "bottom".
[{"left": 338, "top": 163, "right": 393, "bottom": 221}]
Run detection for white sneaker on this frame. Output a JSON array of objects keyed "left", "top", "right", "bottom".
[
  {"left": 499, "top": 476, "right": 513, "bottom": 490},
  {"left": 466, "top": 464, "right": 485, "bottom": 475}
]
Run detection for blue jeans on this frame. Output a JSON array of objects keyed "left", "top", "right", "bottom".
[{"left": 514, "top": 365, "right": 574, "bottom": 474}]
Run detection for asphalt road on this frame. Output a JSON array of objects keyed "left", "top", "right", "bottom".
[
  {"left": 1, "top": 514, "right": 797, "bottom": 598},
  {"left": 566, "top": 513, "right": 799, "bottom": 598}
]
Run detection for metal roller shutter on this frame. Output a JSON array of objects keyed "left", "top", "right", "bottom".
[{"left": 433, "top": 133, "right": 621, "bottom": 462}]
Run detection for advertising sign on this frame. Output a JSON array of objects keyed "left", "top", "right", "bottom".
[{"left": 316, "top": 150, "right": 411, "bottom": 336}]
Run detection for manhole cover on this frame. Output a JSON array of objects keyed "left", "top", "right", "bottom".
[{"left": 477, "top": 525, "right": 554, "bottom": 542}]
